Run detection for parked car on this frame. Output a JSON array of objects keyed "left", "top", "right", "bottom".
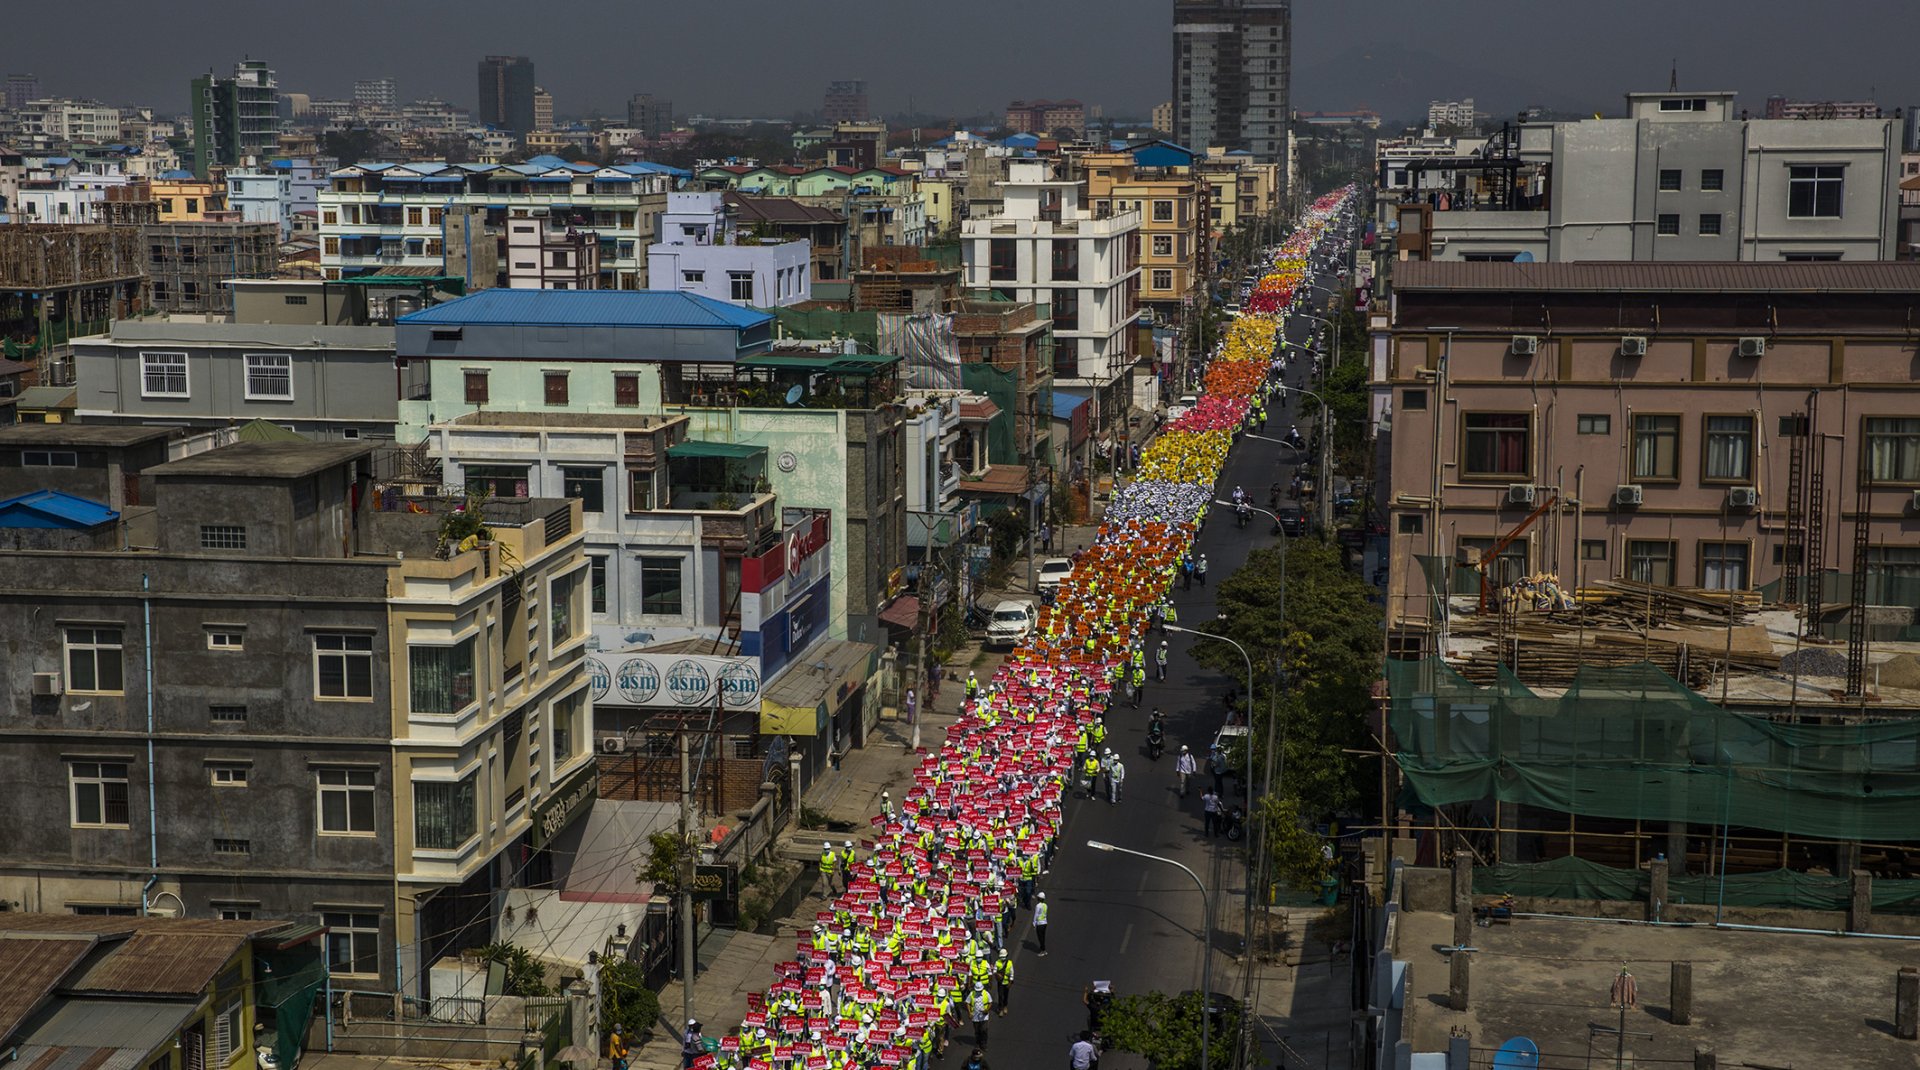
[
  {"left": 1036, "top": 557, "right": 1074, "bottom": 597},
  {"left": 1272, "top": 504, "right": 1308, "bottom": 537},
  {"left": 985, "top": 599, "right": 1037, "bottom": 648}
]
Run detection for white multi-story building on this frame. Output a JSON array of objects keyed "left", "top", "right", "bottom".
[
  {"left": 318, "top": 159, "right": 678, "bottom": 287},
  {"left": 647, "top": 191, "right": 812, "bottom": 307},
  {"left": 354, "top": 78, "right": 397, "bottom": 111},
  {"left": 1427, "top": 98, "right": 1478, "bottom": 129},
  {"left": 506, "top": 217, "right": 600, "bottom": 289},
  {"left": 963, "top": 158, "right": 1140, "bottom": 423},
  {"left": 16, "top": 98, "right": 123, "bottom": 144}
]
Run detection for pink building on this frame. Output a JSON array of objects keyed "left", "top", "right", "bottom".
[{"left": 1381, "top": 261, "right": 1920, "bottom": 653}]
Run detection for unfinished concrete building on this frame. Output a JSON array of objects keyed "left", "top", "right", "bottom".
[
  {"left": 142, "top": 220, "right": 278, "bottom": 315},
  {"left": 0, "top": 224, "right": 146, "bottom": 382}
]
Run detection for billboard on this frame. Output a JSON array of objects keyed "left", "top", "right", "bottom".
[
  {"left": 739, "top": 512, "right": 831, "bottom": 676},
  {"left": 587, "top": 652, "right": 762, "bottom": 711}
]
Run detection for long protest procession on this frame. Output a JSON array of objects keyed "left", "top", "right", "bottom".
[{"left": 688, "top": 186, "right": 1358, "bottom": 1070}]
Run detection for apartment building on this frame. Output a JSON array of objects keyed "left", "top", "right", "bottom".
[
  {"left": 318, "top": 159, "right": 675, "bottom": 288},
  {"left": 506, "top": 217, "right": 600, "bottom": 290},
  {"left": 188, "top": 61, "right": 279, "bottom": 177},
  {"left": 1379, "top": 261, "right": 1920, "bottom": 651},
  {"left": 1171, "top": 0, "right": 1290, "bottom": 163},
  {"left": 1764, "top": 96, "right": 1881, "bottom": 120},
  {"left": 14, "top": 98, "right": 122, "bottom": 145},
  {"left": 477, "top": 56, "right": 536, "bottom": 134},
  {"left": 965, "top": 159, "right": 1140, "bottom": 425},
  {"left": 354, "top": 78, "right": 398, "bottom": 111},
  {"left": 1426, "top": 98, "right": 1477, "bottom": 129},
  {"left": 226, "top": 170, "right": 294, "bottom": 238},
  {"left": 1006, "top": 99, "right": 1086, "bottom": 136},
  {"left": 0, "top": 438, "right": 592, "bottom": 995},
  {"left": 1084, "top": 151, "right": 1208, "bottom": 319},
  {"left": 647, "top": 191, "right": 812, "bottom": 307},
  {"left": 1392, "top": 90, "right": 1903, "bottom": 262},
  {"left": 824, "top": 80, "right": 870, "bottom": 124}
]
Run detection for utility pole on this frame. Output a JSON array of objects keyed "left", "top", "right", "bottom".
[{"left": 679, "top": 727, "right": 696, "bottom": 1029}]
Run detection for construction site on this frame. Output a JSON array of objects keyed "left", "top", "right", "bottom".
[
  {"left": 1383, "top": 387, "right": 1920, "bottom": 906},
  {"left": 143, "top": 220, "right": 279, "bottom": 316},
  {"left": 0, "top": 224, "right": 147, "bottom": 377}
]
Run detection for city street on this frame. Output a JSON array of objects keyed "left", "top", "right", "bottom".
[{"left": 984, "top": 244, "right": 1351, "bottom": 1068}]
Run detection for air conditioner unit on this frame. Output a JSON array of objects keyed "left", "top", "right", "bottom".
[
  {"left": 1614, "top": 484, "right": 1645, "bottom": 507},
  {"left": 1509, "top": 335, "right": 1539, "bottom": 356},
  {"left": 1506, "top": 483, "right": 1537, "bottom": 506},
  {"left": 1737, "top": 336, "right": 1767, "bottom": 358},
  {"left": 1727, "top": 486, "right": 1760, "bottom": 509},
  {"left": 1619, "top": 335, "right": 1649, "bottom": 357},
  {"left": 31, "top": 672, "right": 62, "bottom": 697},
  {"left": 600, "top": 736, "right": 626, "bottom": 754},
  {"left": 1910, "top": 489, "right": 1920, "bottom": 514},
  {"left": 146, "top": 905, "right": 179, "bottom": 919}
]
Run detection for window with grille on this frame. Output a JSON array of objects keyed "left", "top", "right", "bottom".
[
  {"left": 200, "top": 525, "right": 248, "bottom": 550},
  {"left": 1700, "top": 542, "right": 1749, "bottom": 591},
  {"left": 209, "top": 764, "right": 249, "bottom": 787},
  {"left": 244, "top": 353, "right": 292, "bottom": 399},
  {"left": 1656, "top": 213, "right": 1680, "bottom": 236},
  {"left": 640, "top": 556, "right": 684, "bottom": 615},
  {"left": 213, "top": 839, "right": 250, "bottom": 855},
  {"left": 543, "top": 372, "right": 569, "bottom": 405},
  {"left": 141, "top": 350, "right": 188, "bottom": 397},
  {"left": 1658, "top": 169, "right": 1682, "bottom": 192},
  {"left": 70, "top": 762, "right": 130, "bottom": 827},
  {"left": 1628, "top": 540, "right": 1676, "bottom": 585},
  {"left": 408, "top": 637, "right": 476, "bottom": 714},
  {"left": 414, "top": 774, "right": 477, "bottom": 849},
  {"left": 209, "top": 704, "right": 247, "bottom": 723},
  {"left": 613, "top": 373, "right": 640, "bottom": 407},
  {"left": 464, "top": 371, "right": 489, "bottom": 405},
  {"left": 1701, "top": 169, "right": 1724, "bottom": 192}
]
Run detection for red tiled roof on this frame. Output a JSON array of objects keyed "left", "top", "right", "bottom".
[
  {"left": 879, "top": 595, "right": 920, "bottom": 630},
  {"left": 957, "top": 398, "right": 1001, "bottom": 422}
]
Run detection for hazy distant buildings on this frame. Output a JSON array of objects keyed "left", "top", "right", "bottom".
[
  {"left": 824, "top": 80, "right": 870, "bottom": 123},
  {"left": 533, "top": 86, "right": 554, "bottom": 132},
  {"left": 188, "top": 60, "right": 280, "bottom": 177},
  {"left": 1152, "top": 101, "right": 1174, "bottom": 134},
  {"left": 477, "top": 55, "right": 536, "bottom": 133},
  {"left": 1427, "top": 98, "right": 1477, "bottom": 129},
  {"left": 1005, "top": 99, "right": 1086, "bottom": 136},
  {"left": 3, "top": 73, "right": 39, "bottom": 111},
  {"left": 1764, "top": 96, "right": 1882, "bottom": 120},
  {"left": 353, "top": 77, "right": 397, "bottom": 110},
  {"left": 1171, "top": 0, "right": 1289, "bottom": 163},
  {"left": 627, "top": 94, "right": 675, "bottom": 139}
]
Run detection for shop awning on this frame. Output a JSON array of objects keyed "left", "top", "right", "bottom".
[
  {"left": 666, "top": 440, "right": 766, "bottom": 460},
  {"left": 955, "top": 464, "right": 1030, "bottom": 497},
  {"left": 759, "top": 639, "right": 876, "bottom": 736}
]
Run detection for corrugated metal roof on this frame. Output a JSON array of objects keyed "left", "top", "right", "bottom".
[
  {"left": 1394, "top": 260, "right": 1920, "bottom": 294},
  {"left": 69, "top": 932, "right": 246, "bottom": 996},
  {"left": 0, "top": 490, "right": 119, "bottom": 529},
  {"left": 14, "top": 998, "right": 197, "bottom": 1069},
  {"left": 398, "top": 289, "right": 773, "bottom": 331},
  {"left": 0, "top": 937, "right": 96, "bottom": 1043}
]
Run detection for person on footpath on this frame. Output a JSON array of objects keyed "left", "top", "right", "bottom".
[
  {"left": 1108, "top": 755, "right": 1126, "bottom": 804},
  {"left": 608, "top": 1028, "right": 628, "bottom": 1070},
  {"left": 1069, "top": 1032, "right": 1097, "bottom": 1070},
  {"left": 818, "top": 841, "right": 840, "bottom": 894},
  {"left": 1209, "top": 745, "right": 1228, "bottom": 795},
  {"left": 904, "top": 688, "right": 919, "bottom": 751},
  {"left": 1182, "top": 555, "right": 1195, "bottom": 590},
  {"left": 1034, "top": 891, "right": 1050, "bottom": 955},
  {"left": 1202, "top": 788, "right": 1222, "bottom": 837},
  {"left": 996, "top": 948, "right": 1014, "bottom": 1015},
  {"left": 1155, "top": 640, "right": 1169, "bottom": 681},
  {"left": 1176, "top": 745, "right": 1198, "bottom": 797},
  {"left": 679, "top": 1021, "right": 704, "bottom": 1070},
  {"left": 1129, "top": 663, "right": 1145, "bottom": 708},
  {"left": 1196, "top": 553, "right": 1209, "bottom": 586}
]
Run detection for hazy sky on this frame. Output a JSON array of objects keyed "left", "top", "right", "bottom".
[{"left": 6, "top": 0, "right": 1916, "bottom": 123}]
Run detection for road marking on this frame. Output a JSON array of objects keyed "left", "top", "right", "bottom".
[
  {"left": 1138, "top": 870, "right": 1152, "bottom": 894},
  {"left": 1118, "top": 923, "right": 1134, "bottom": 955}
]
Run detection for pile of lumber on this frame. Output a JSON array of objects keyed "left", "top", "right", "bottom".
[{"left": 1450, "top": 579, "right": 1778, "bottom": 690}]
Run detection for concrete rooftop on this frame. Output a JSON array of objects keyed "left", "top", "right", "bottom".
[{"left": 1399, "top": 908, "right": 1920, "bottom": 1066}]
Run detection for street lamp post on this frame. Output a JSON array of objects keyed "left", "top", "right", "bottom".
[{"left": 1087, "top": 840, "right": 1216, "bottom": 1070}]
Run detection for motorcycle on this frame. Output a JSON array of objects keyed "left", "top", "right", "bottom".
[
  {"left": 1147, "top": 730, "right": 1165, "bottom": 760},
  {"left": 1222, "top": 806, "right": 1246, "bottom": 841},
  {"left": 1234, "top": 503, "right": 1251, "bottom": 528}
]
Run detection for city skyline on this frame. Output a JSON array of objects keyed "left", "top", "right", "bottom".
[{"left": 2, "top": 0, "right": 1915, "bottom": 123}]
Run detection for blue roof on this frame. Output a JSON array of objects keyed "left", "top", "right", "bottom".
[
  {"left": 0, "top": 489, "right": 118, "bottom": 529},
  {"left": 1051, "top": 390, "right": 1090, "bottom": 420},
  {"left": 1003, "top": 133, "right": 1041, "bottom": 148},
  {"left": 159, "top": 169, "right": 196, "bottom": 179},
  {"left": 398, "top": 289, "right": 774, "bottom": 331}
]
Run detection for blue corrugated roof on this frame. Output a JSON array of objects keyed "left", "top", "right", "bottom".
[
  {"left": 398, "top": 289, "right": 774, "bottom": 331},
  {"left": 0, "top": 489, "right": 118, "bottom": 529},
  {"left": 1051, "top": 390, "right": 1090, "bottom": 420}
]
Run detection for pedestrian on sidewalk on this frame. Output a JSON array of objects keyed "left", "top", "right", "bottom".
[
  {"left": 1176, "top": 745, "right": 1198, "bottom": 797},
  {"left": 1196, "top": 553, "right": 1209, "bottom": 586},
  {"left": 1202, "top": 788, "right": 1221, "bottom": 837},
  {"left": 905, "top": 688, "right": 919, "bottom": 751},
  {"left": 1034, "top": 892, "right": 1049, "bottom": 955},
  {"left": 1108, "top": 756, "right": 1125, "bottom": 804},
  {"left": 1209, "top": 745, "right": 1228, "bottom": 795},
  {"left": 608, "top": 1027, "right": 628, "bottom": 1070},
  {"left": 1155, "top": 640, "right": 1169, "bottom": 682},
  {"left": 818, "top": 841, "right": 840, "bottom": 894},
  {"left": 1129, "top": 664, "right": 1144, "bottom": 708},
  {"left": 1040, "top": 522, "right": 1053, "bottom": 554},
  {"left": 1182, "top": 555, "right": 1195, "bottom": 590}
]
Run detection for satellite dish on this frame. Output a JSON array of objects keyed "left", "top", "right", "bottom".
[
  {"left": 785, "top": 384, "right": 805, "bottom": 406},
  {"left": 1513, "top": 251, "right": 1536, "bottom": 263}
]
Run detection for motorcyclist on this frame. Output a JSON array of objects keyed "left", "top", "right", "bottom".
[
  {"left": 1235, "top": 500, "right": 1252, "bottom": 527},
  {"left": 1231, "top": 484, "right": 1246, "bottom": 506},
  {"left": 1146, "top": 712, "right": 1165, "bottom": 759}
]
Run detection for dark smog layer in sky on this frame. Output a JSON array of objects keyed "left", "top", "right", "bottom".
[{"left": 5, "top": 0, "right": 1914, "bottom": 123}]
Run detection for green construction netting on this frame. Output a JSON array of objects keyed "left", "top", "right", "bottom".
[
  {"left": 1388, "top": 657, "right": 1920, "bottom": 842},
  {"left": 1474, "top": 855, "right": 1649, "bottom": 901}
]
